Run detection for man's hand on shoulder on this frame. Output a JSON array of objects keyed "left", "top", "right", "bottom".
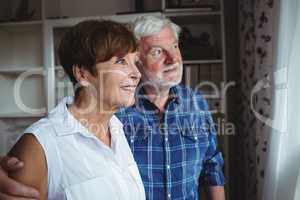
[
  {"left": 0, "top": 156, "right": 40, "bottom": 200},
  {"left": 0, "top": 156, "right": 24, "bottom": 172}
]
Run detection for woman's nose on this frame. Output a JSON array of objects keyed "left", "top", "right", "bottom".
[{"left": 130, "top": 62, "right": 141, "bottom": 81}]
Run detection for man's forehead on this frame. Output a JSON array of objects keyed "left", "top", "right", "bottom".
[
  {"left": 140, "top": 35, "right": 178, "bottom": 49},
  {"left": 141, "top": 26, "right": 176, "bottom": 40}
]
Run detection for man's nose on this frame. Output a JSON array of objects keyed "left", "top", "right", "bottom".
[{"left": 165, "top": 50, "right": 178, "bottom": 64}]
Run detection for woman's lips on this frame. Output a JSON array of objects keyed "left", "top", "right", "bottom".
[{"left": 120, "top": 85, "right": 137, "bottom": 92}]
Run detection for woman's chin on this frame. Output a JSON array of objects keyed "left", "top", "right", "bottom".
[{"left": 120, "top": 98, "right": 135, "bottom": 108}]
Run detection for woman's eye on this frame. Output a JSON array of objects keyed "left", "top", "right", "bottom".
[{"left": 115, "top": 58, "right": 126, "bottom": 64}]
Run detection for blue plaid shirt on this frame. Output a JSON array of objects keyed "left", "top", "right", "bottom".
[{"left": 116, "top": 84, "right": 225, "bottom": 200}]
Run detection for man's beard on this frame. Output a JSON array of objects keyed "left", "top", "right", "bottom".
[
  {"left": 159, "top": 63, "right": 183, "bottom": 87},
  {"left": 141, "top": 63, "right": 183, "bottom": 89}
]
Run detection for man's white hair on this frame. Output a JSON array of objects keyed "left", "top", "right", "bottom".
[{"left": 133, "top": 15, "right": 181, "bottom": 41}]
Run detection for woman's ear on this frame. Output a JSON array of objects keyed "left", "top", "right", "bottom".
[{"left": 72, "top": 65, "right": 90, "bottom": 87}]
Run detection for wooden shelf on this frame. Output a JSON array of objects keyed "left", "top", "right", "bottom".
[
  {"left": 168, "top": 13, "right": 220, "bottom": 25},
  {"left": 165, "top": 11, "right": 221, "bottom": 17},
  {"left": 164, "top": 7, "right": 215, "bottom": 12},
  {"left": 0, "top": 20, "right": 42, "bottom": 27},
  {"left": 46, "top": 12, "right": 162, "bottom": 28},
  {"left": 0, "top": 67, "right": 44, "bottom": 75},
  {"left": 0, "top": 112, "right": 46, "bottom": 118},
  {"left": 183, "top": 59, "right": 223, "bottom": 65}
]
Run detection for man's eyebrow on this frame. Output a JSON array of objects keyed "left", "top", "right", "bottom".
[{"left": 149, "top": 46, "right": 162, "bottom": 49}]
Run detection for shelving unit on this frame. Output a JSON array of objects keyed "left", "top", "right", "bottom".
[
  {"left": 0, "top": 0, "right": 45, "bottom": 118},
  {"left": 0, "top": 0, "right": 46, "bottom": 155}
]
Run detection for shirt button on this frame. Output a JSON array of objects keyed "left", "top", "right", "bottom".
[
  {"left": 167, "top": 165, "right": 170, "bottom": 169},
  {"left": 165, "top": 137, "right": 168, "bottom": 142},
  {"left": 194, "top": 136, "right": 198, "bottom": 140},
  {"left": 168, "top": 193, "right": 171, "bottom": 199}
]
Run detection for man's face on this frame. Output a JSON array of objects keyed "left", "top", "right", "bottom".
[{"left": 138, "top": 26, "right": 183, "bottom": 89}]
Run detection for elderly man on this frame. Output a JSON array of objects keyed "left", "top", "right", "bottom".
[{"left": 0, "top": 16, "right": 225, "bottom": 200}]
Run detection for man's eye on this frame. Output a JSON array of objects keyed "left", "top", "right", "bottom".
[
  {"left": 150, "top": 48, "right": 162, "bottom": 57},
  {"left": 115, "top": 58, "right": 126, "bottom": 64},
  {"left": 173, "top": 43, "right": 179, "bottom": 49}
]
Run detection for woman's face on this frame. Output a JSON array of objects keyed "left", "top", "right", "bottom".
[{"left": 87, "top": 52, "right": 141, "bottom": 111}]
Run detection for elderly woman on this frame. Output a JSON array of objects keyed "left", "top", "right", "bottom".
[{"left": 7, "top": 20, "right": 145, "bottom": 200}]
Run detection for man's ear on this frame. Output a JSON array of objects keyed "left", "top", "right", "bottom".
[{"left": 72, "top": 65, "right": 90, "bottom": 87}]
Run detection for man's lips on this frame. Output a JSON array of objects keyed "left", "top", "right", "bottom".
[{"left": 163, "top": 66, "right": 178, "bottom": 73}]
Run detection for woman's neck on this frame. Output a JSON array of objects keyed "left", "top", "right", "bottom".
[{"left": 69, "top": 92, "right": 116, "bottom": 147}]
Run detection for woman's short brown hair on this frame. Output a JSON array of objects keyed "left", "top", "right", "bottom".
[{"left": 58, "top": 20, "right": 137, "bottom": 85}]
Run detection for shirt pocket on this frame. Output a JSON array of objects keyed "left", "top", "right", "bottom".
[
  {"left": 65, "top": 176, "right": 120, "bottom": 200},
  {"left": 180, "top": 127, "right": 210, "bottom": 146}
]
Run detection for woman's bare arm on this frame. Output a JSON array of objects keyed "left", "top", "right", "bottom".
[{"left": 8, "top": 134, "right": 48, "bottom": 200}]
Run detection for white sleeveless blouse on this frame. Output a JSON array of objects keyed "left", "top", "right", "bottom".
[{"left": 24, "top": 97, "right": 145, "bottom": 200}]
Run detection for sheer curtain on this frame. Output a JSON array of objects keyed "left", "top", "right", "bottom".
[{"left": 263, "top": 0, "right": 300, "bottom": 200}]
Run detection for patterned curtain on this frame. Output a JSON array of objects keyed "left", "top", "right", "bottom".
[{"left": 235, "top": 0, "right": 274, "bottom": 199}]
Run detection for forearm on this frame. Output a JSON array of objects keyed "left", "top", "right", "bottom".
[{"left": 205, "top": 186, "right": 225, "bottom": 200}]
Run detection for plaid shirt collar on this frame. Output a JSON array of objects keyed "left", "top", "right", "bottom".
[{"left": 134, "top": 84, "right": 181, "bottom": 113}]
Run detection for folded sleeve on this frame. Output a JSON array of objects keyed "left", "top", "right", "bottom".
[{"left": 200, "top": 103, "right": 225, "bottom": 186}]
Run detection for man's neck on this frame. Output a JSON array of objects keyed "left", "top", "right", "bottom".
[{"left": 143, "top": 85, "right": 171, "bottom": 111}]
